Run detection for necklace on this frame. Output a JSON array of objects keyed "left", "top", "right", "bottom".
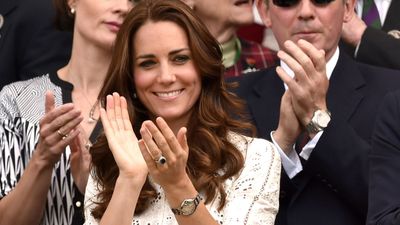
[
  {"left": 76, "top": 90, "right": 99, "bottom": 124},
  {"left": 87, "top": 99, "right": 99, "bottom": 124}
]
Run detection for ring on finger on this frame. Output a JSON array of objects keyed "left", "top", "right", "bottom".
[
  {"left": 155, "top": 155, "right": 167, "bottom": 165},
  {"left": 57, "top": 129, "right": 68, "bottom": 140}
]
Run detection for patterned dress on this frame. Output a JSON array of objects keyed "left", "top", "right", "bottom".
[
  {"left": 0, "top": 73, "right": 100, "bottom": 225},
  {"left": 85, "top": 133, "right": 281, "bottom": 225}
]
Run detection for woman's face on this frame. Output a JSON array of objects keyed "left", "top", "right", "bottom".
[
  {"left": 188, "top": 0, "right": 254, "bottom": 28},
  {"left": 70, "top": 0, "right": 136, "bottom": 50},
  {"left": 133, "top": 21, "right": 202, "bottom": 127}
]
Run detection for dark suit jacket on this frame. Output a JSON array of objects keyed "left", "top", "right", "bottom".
[
  {"left": 0, "top": 0, "right": 72, "bottom": 89},
  {"left": 229, "top": 51, "right": 400, "bottom": 225},
  {"left": 344, "top": 0, "right": 400, "bottom": 70},
  {"left": 367, "top": 90, "right": 400, "bottom": 225}
]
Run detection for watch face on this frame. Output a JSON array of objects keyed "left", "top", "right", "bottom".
[
  {"left": 315, "top": 110, "right": 331, "bottom": 127},
  {"left": 181, "top": 200, "right": 196, "bottom": 215}
]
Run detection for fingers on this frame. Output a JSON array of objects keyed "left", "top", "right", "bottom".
[
  {"left": 280, "top": 40, "right": 326, "bottom": 81},
  {"left": 276, "top": 66, "right": 299, "bottom": 93},
  {"left": 101, "top": 93, "right": 136, "bottom": 140},
  {"left": 177, "top": 127, "right": 188, "bottom": 154},
  {"left": 112, "top": 92, "right": 125, "bottom": 130},
  {"left": 138, "top": 139, "right": 158, "bottom": 171},
  {"left": 140, "top": 121, "right": 170, "bottom": 161},
  {"left": 139, "top": 118, "right": 188, "bottom": 167},
  {"left": 106, "top": 95, "right": 118, "bottom": 132},
  {"left": 102, "top": 93, "right": 132, "bottom": 132},
  {"left": 155, "top": 117, "right": 183, "bottom": 155},
  {"left": 45, "top": 91, "right": 55, "bottom": 114},
  {"left": 120, "top": 95, "right": 134, "bottom": 132},
  {"left": 40, "top": 104, "right": 83, "bottom": 144},
  {"left": 278, "top": 45, "right": 309, "bottom": 84},
  {"left": 297, "top": 40, "right": 326, "bottom": 73}
]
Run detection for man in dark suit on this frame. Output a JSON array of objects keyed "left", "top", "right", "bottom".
[
  {"left": 0, "top": 0, "right": 72, "bottom": 89},
  {"left": 230, "top": 0, "right": 400, "bottom": 224},
  {"left": 367, "top": 90, "right": 400, "bottom": 225},
  {"left": 341, "top": 0, "right": 400, "bottom": 69}
]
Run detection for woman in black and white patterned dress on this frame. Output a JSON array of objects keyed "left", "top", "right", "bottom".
[{"left": 0, "top": 1, "right": 138, "bottom": 225}]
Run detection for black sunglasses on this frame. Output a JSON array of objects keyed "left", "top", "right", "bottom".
[{"left": 272, "top": 0, "right": 335, "bottom": 7}]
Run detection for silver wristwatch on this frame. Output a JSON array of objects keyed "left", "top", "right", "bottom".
[
  {"left": 171, "top": 193, "right": 201, "bottom": 216},
  {"left": 305, "top": 109, "right": 331, "bottom": 134}
]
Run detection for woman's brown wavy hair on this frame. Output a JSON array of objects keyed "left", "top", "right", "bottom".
[
  {"left": 53, "top": 0, "right": 74, "bottom": 31},
  {"left": 90, "top": 0, "right": 254, "bottom": 219}
]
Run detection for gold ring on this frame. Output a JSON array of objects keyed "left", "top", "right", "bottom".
[{"left": 57, "top": 129, "right": 68, "bottom": 139}]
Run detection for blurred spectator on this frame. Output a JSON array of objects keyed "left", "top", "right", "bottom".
[
  {"left": 341, "top": 0, "right": 400, "bottom": 69},
  {"left": 0, "top": 0, "right": 72, "bottom": 89},
  {"left": 182, "top": 0, "right": 278, "bottom": 77}
]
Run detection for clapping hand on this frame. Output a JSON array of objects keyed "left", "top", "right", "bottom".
[
  {"left": 138, "top": 117, "right": 190, "bottom": 189},
  {"left": 100, "top": 93, "right": 148, "bottom": 180},
  {"left": 276, "top": 39, "right": 329, "bottom": 127},
  {"left": 36, "top": 91, "right": 83, "bottom": 166}
]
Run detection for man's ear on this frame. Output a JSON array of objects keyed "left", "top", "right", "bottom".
[
  {"left": 343, "top": 0, "right": 356, "bottom": 22},
  {"left": 180, "top": 0, "right": 195, "bottom": 10},
  {"left": 256, "top": 0, "right": 272, "bottom": 28}
]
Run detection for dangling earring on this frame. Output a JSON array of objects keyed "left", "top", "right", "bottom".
[
  {"left": 70, "top": 8, "right": 75, "bottom": 14},
  {"left": 133, "top": 92, "right": 137, "bottom": 99}
]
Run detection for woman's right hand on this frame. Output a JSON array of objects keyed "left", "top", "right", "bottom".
[
  {"left": 100, "top": 93, "right": 148, "bottom": 180},
  {"left": 35, "top": 91, "right": 83, "bottom": 167}
]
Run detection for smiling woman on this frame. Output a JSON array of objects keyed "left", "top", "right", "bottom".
[
  {"left": 83, "top": 0, "right": 281, "bottom": 225},
  {"left": 133, "top": 20, "right": 201, "bottom": 129}
]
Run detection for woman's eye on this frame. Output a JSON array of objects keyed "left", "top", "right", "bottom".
[
  {"left": 138, "top": 60, "right": 156, "bottom": 68},
  {"left": 174, "top": 55, "right": 190, "bottom": 64}
]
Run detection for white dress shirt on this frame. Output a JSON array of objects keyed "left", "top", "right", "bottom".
[{"left": 271, "top": 47, "right": 340, "bottom": 179}]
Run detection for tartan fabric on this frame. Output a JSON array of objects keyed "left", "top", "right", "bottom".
[
  {"left": 362, "top": 0, "right": 381, "bottom": 28},
  {"left": 224, "top": 38, "right": 278, "bottom": 78}
]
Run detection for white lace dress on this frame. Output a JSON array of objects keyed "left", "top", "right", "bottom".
[{"left": 84, "top": 133, "right": 281, "bottom": 225}]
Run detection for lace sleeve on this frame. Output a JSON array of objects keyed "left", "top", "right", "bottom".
[
  {"left": 222, "top": 137, "right": 281, "bottom": 225},
  {"left": 84, "top": 172, "right": 101, "bottom": 225}
]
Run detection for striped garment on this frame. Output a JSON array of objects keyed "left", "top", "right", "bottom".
[{"left": 0, "top": 73, "right": 87, "bottom": 225}]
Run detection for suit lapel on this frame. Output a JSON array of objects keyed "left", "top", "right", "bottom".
[
  {"left": 327, "top": 51, "right": 365, "bottom": 122},
  {"left": 247, "top": 70, "right": 284, "bottom": 138},
  {"left": 382, "top": 0, "right": 400, "bottom": 30}
]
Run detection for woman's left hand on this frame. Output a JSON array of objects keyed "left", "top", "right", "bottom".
[{"left": 138, "top": 117, "right": 189, "bottom": 188}]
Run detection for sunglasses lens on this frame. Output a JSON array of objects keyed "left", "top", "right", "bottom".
[
  {"left": 272, "top": 0, "right": 299, "bottom": 7},
  {"left": 313, "top": 0, "right": 334, "bottom": 5},
  {"left": 272, "top": 0, "right": 334, "bottom": 7}
]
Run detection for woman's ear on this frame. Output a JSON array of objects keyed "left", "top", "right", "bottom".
[{"left": 68, "top": 0, "right": 77, "bottom": 12}]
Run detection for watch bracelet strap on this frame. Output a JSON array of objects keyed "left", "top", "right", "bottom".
[
  {"left": 171, "top": 193, "right": 202, "bottom": 215},
  {"left": 305, "top": 120, "right": 321, "bottom": 133}
]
